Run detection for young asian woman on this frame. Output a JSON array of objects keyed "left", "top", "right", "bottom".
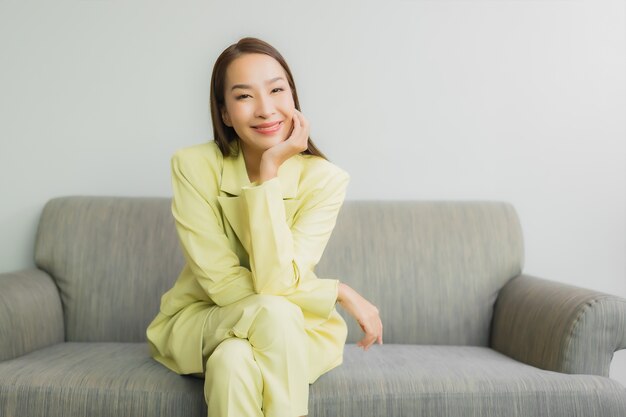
[{"left": 146, "top": 37, "right": 383, "bottom": 417}]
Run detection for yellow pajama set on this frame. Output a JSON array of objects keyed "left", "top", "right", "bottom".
[{"left": 146, "top": 139, "right": 349, "bottom": 417}]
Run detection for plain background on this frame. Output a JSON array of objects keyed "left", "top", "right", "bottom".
[{"left": 1, "top": 0, "right": 625, "bottom": 385}]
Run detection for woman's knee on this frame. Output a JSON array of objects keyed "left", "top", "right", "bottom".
[
  {"left": 205, "top": 338, "right": 255, "bottom": 375},
  {"left": 249, "top": 294, "right": 304, "bottom": 327},
  {"left": 204, "top": 338, "right": 263, "bottom": 411}
]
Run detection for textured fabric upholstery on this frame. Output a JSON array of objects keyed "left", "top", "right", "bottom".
[
  {"left": 318, "top": 201, "right": 524, "bottom": 345},
  {"left": 2, "top": 196, "right": 623, "bottom": 417},
  {"left": 34, "top": 196, "right": 184, "bottom": 342},
  {"left": 0, "top": 268, "right": 64, "bottom": 361},
  {"left": 309, "top": 345, "right": 626, "bottom": 417},
  {"left": 1, "top": 343, "right": 624, "bottom": 417},
  {"left": 0, "top": 343, "right": 206, "bottom": 417},
  {"left": 491, "top": 274, "right": 626, "bottom": 377}
]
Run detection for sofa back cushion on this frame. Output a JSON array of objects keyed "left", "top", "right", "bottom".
[
  {"left": 35, "top": 196, "right": 184, "bottom": 342},
  {"left": 35, "top": 197, "right": 523, "bottom": 345},
  {"left": 318, "top": 201, "right": 524, "bottom": 346}
]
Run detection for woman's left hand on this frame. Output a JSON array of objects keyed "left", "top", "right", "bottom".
[
  {"left": 337, "top": 283, "right": 384, "bottom": 351},
  {"left": 258, "top": 109, "right": 309, "bottom": 182}
]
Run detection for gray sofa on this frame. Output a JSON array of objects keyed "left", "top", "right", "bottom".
[{"left": 1, "top": 196, "right": 625, "bottom": 417}]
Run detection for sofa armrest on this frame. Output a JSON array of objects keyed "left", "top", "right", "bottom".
[
  {"left": 490, "top": 274, "right": 626, "bottom": 377},
  {"left": 0, "top": 268, "right": 64, "bottom": 361}
]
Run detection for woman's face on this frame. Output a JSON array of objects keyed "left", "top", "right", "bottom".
[{"left": 221, "top": 53, "right": 296, "bottom": 155}]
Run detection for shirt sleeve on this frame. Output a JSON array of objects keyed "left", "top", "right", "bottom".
[
  {"left": 240, "top": 166, "right": 350, "bottom": 319},
  {"left": 170, "top": 151, "right": 256, "bottom": 307}
]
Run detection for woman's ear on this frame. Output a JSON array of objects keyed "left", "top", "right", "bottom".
[{"left": 221, "top": 108, "right": 232, "bottom": 127}]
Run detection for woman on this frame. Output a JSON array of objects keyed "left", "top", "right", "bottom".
[{"left": 146, "top": 36, "right": 383, "bottom": 417}]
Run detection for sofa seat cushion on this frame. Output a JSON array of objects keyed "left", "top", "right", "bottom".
[
  {"left": 309, "top": 345, "right": 626, "bottom": 417},
  {"left": 1, "top": 343, "right": 625, "bottom": 417},
  {"left": 0, "top": 342, "right": 206, "bottom": 417}
]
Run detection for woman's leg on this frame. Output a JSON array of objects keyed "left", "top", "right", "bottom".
[
  {"left": 304, "top": 309, "right": 348, "bottom": 385},
  {"left": 205, "top": 338, "right": 264, "bottom": 417},
  {"left": 202, "top": 294, "right": 310, "bottom": 417}
]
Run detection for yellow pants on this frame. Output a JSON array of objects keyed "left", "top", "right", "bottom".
[{"left": 199, "top": 294, "right": 346, "bottom": 417}]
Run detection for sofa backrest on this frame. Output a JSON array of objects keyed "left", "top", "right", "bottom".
[
  {"left": 318, "top": 201, "right": 524, "bottom": 346},
  {"left": 35, "top": 197, "right": 184, "bottom": 343},
  {"left": 34, "top": 197, "right": 523, "bottom": 345}
]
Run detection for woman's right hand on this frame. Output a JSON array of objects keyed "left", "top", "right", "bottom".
[
  {"left": 258, "top": 109, "right": 309, "bottom": 183},
  {"left": 337, "top": 283, "right": 383, "bottom": 351}
]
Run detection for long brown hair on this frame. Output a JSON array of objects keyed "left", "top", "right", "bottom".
[{"left": 209, "top": 37, "right": 327, "bottom": 160}]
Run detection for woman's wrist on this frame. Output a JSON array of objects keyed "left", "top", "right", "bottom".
[
  {"left": 337, "top": 282, "right": 349, "bottom": 304},
  {"left": 258, "top": 156, "right": 279, "bottom": 183}
]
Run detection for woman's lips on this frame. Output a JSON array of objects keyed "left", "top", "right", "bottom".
[{"left": 253, "top": 121, "right": 283, "bottom": 134}]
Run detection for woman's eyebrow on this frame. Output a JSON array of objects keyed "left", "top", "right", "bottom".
[{"left": 231, "top": 77, "right": 285, "bottom": 91}]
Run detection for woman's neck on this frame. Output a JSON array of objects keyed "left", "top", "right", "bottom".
[{"left": 240, "top": 143, "right": 262, "bottom": 184}]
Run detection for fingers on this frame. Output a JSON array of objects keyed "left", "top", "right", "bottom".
[
  {"left": 294, "top": 109, "right": 308, "bottom": 129},
  {"left": 298, "top": 112, "right": 310, "bottom": 151},
  {"left": 357, "top": 318, "right": 384, "bottom": 351},
  {"left": 293, "top": 109, "right": 300, "bottom": 126},
  {"left": 358, "top": 334, "right": 377, "bottom": 351},
  {"left": 345, "top": 291, "right": 383, "bottom": 352},
  {"left": 357, "top": 334, "right": 375, "bottom": 350},
  {"left": 285, "top": 109, "right": 309, "bottom": 152},
  {"left": 286, "top": 110, "right": 299, "bottom": 138}
]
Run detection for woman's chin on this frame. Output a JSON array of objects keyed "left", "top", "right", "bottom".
[
  {"left": 240, "top": 136, "right": 284, "bottom": 153},
  {"left": 257, "top": 133, "right": 286, "bottom": 147}
]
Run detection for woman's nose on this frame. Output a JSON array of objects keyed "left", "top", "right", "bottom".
[{"left": 254, "top": 93, "right": 276, "bottom": 117}]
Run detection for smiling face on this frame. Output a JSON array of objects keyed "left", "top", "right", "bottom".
[{"left": 220, "top": 53, "right": 296, "bottom": 157}]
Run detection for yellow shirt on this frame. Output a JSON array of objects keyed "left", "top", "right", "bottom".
[{"left": 146, "top": 139, "right": 350, "bottom": 377}]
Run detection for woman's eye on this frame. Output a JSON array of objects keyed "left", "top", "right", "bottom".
[{"left": 235, "top": 87, "right": 285, "bottom": 100}]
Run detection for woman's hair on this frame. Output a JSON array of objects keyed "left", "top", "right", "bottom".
[{"left": 210, "top": 37, "right": 327, "bottom": 160}]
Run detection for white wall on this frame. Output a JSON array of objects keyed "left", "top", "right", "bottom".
[{"left": 1, "top": 0, "right": 625, "bottom": 385}]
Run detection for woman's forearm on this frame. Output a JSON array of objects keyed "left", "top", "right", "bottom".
[
  {"left": 337, "top": 282, "right": 351, "bottom": 304},
  {"left": 335, "top": 281, "right": 384, "bottom": 349}
]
